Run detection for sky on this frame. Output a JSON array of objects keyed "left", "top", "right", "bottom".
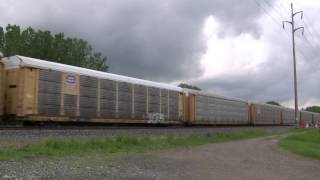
[{"left": 0, "top": 0, "right": 319, "bottom": 108}]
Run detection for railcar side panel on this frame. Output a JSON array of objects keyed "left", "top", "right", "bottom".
[
  {"left": 168, "top": 90, "right": 180, "bottom": 121},
  {"left": 282, "top": 108, "right": 295, "bottom": 125},
  {"left": 194, "top": 95, "right": 248, "bottom": 125},
  {"left": 133, "top": 84, "right": 147, "bottom": 119},
  {"left": 313, "top": 113, "right": 320, "bottom": 127},
  {"left": 300, "top": 111, "right": 314, "bottom": 127},
  {"left": 251, "top": 104, "right": 281, "bottom": 125},
  {"left": 38, "top": 69, "right": 62, "bottom": 116}
]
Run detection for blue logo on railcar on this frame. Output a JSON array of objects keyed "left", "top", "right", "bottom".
[{"left": 66, "top": 75, "right": 76, "bottom": 85}]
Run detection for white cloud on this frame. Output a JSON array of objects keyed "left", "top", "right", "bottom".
[{"left": 200, "top": 16, "right": 267, "bottom": 78}]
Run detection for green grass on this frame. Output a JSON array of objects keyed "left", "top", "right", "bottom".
[
  {"left": 279, "top": 129, "right": 320, "bottom": 160},
  {"left": 0, "top": 129, "right": 270, "bottom": 160}
]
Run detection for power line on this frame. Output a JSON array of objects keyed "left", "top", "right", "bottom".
[
  {"left": 262, "top": 0, "right": 287, "bottom": 19},
  {"left": 288, "top": 2, "right": 320, "bottom": 59},
  {"left": 253, "top": 0, "right": 309, "bottom": 61},
  {"left": 253, "top": 0, "right": 287, "bottom": 32},
  {"left": 278, "top": 1, "right": 320, "bottom": 61}
]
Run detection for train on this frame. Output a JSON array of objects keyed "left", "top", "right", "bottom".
[{"left": 0, "top": 55, "right": 319, "bottom": 127}]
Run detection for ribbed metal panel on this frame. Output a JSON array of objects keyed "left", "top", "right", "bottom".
[
  {"left": 100, "top": 99, "right": 116, "bottom": 110},
  {"left": 134, "top": 85, "right": 147, "bottom": 93},
  {"left": 38, "top": 105, "right": 60, "bottom": 115},
  {"left": 38, "top": 93, "right": 61, "bottom": 106},
  {"left": 149, "top": 95, "right": 160, "bottom": 104},
  {"left": 118, "top": 82, "right": 131, "bottom": 92},
  {"left": 195, "top": 95, "right": 248, "bottom": 124},
  {"left": 282, "top": 108, "right": 295, "bottom": 125},
  {"left": 64, "top": 95, "right": 77, "bottom": 117},
  {"left": 80, "top": 96, "right": 97, "bottom": 108},
  {"left": 39, "top": 69, "right": 62, "bottom": 82},
  {"left": 100, "top": 109, "right": 116, "bottom": 117},
  {"left": 117, "top": 82, "right": 133, "bottom": 118},
  {"left": 254, "top": 104, "right": 281, "bottom": 125},
  {"left": 80, "top": 108, "right": 97, "bottom": 117},
  {"left": 313, "top": 113, "right": 320, "bottom": 127},
  {"left": 79, "top": 76, "right": 98, "bottom": 117},
  {"left": 149, "top": 88, "right": 160, "bottom": 114},
  {"left": 38, "top": 70, "right": 62, "bottom": 116},
  {"left": 80, "top": 76, "right": 98, "bottom": 87},
  {"left": 118, "top": 91, "right": 132, "bottom": 101},
  {"left": 169, "top": 91, "right": 179, "bottom": 119},
  {"left": 160, "top": 89, "right": 168, "bottom": 119},
  {"left": 133, "top": 85, "right": 147, "bottom": 119},
  {"left": 99, "top": 79, "right": 117, "bottom": 118},
  {"left": 38, "top": 81, "right": 61, "bottom": 94},
  {"left": 134, "top": 102, "right": 146, "bottom": 112},
  {"left": 149, "top": 87, "right": 160, "bottom": 96},
  {"left": 100, "top": 89, "right": 116, "bottom": 100},
  {"left": 134, "top": 94, "right": 147, "bottom": 103},
  {"left": 80, "top": 86, "right": 97, "bottom": 98},
  {"left": 149, "top": 104, "right": 160, "bottom": 113},
  {"left": 300, "top": 111, "right": 313, "bottom": 124},
  {"left": 118, "top": 101, "right": 132, "bottom": 118},
  {"left": 100, "top": 79, "right": 116, "bottom": 90}
]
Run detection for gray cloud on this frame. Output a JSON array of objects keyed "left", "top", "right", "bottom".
[{"left": 0, "top": 0, "right": 264, "bottom": 82}]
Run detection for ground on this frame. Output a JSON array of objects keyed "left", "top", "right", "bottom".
[{"left": 0, "top": 135, "right": 319, "bottom": 179}]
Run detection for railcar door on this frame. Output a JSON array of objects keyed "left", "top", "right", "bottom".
[
  {"left": 188, "top": 95, "right": 195, "bottom": 123},
  {"left": 5, "top": 69, "right": 19, "bottom": 115},
  {"left": 182, "top": 93, "right": 195, "bottom": 123}
]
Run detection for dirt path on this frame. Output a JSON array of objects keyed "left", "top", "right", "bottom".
[
  {"left": 117, "top": 136, "right": 320, "bottom": 180},
  {"left": 1, "top": 136, "right": 319, "bottom": 179}
]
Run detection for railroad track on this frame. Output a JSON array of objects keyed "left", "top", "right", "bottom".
[
  {"left": 0, "top": 124, "right": 292, "bottom": 130},
  {"left": 0, "top": 125, "right": 293, "bottom": 142}
]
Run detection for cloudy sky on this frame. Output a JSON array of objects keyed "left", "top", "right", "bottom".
[{"left": 0, "top": 0, "right": 319, "bottom": 108}]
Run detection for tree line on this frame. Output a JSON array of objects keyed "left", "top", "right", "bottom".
[
  {"left": 178, "top": 83, "right": 201, "bottom": 91},
  {"left": 0, "top": 24, "right": 108, "bottom": 71}
]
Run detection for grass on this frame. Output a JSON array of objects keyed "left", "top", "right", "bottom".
[
  {"left": 0, "top": 129, "right": 270, "bottom": 160},
  {"left": 279, "top": 129, "right": 320, "bottom": 160}
]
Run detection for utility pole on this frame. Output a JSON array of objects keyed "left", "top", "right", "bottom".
[{"left": 283, "top": 3, "right": 304, "bottom": 128}]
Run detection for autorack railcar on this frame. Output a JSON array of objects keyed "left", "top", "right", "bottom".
[
  {"left": 250, "top": 102, "right": 284, "bottom": 125},
  {"left": 0, "top": 55, "right": 183, "bottom": 124},
  {"left": 281, "top": 107, "right": 295, "bottom": 125},
  {"left": 183, "top": 90, "right": 249, "bottom": 125},
  {"left": 312, "top": 112, "right": 320, "bottom": 128},
  {"left": 300, "top": 110, "right": 320, "bottom": 128}
]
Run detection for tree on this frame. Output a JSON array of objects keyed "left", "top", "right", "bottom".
[
  {"left": 0, "top": 24, "right": 108, "bottom": 72},
  {"left": 0, "top": 27, "right": 4, "bottom": 51},
  {"left": 4, "top": 24, "right": 22, "bottom": 56},
  {"left": 305, "top": 106, "right": 320, "bottom": 113},
  {"left": 178, "top": 83, "right": 201, "bottom": 91},
  {"left": 266, "top": 101, "right": 281, "bottom": 106}
]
